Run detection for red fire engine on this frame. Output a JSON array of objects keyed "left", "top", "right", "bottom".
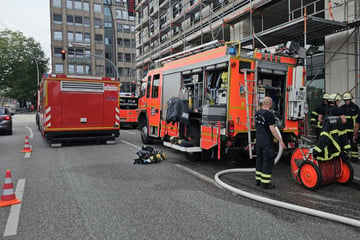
[
  {"left": 38, "top": 74, "right": 120, "bottom": 146},
  {"left": 137, "top": 41, "right": 306, "bottom": 161},
  {"left": 119, "top": 82, "right": 139, "bottom": 128}
]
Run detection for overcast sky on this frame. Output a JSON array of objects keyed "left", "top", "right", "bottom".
[{"left": 0, "top": 0, "right": 51, "bottom": 59}]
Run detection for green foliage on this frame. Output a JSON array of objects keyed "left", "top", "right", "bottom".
[{"left": 0, "top": 29, "right": 49, "bottom": 103}]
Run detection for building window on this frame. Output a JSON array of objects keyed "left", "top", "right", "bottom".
[
  {"left": 95, "top": 50, "right": 103, "bottom": 58},
  {"left": 116, "top": 10, "right": 122, "bottom": 19},
  {"left": 95, "top": 34, "right": 103, "bottom": 44},
  {"left": 94, "top": 18, "right": 102, "bottom": 28},
  {"left": 53, "top": 14, "right": 62, "bottom": 24},
  {"left": 104, "top": 20, "right": 112, "bottom": 29},
  {"left": 54, "top": 64, "right": 64, "bottom": 73},
  {"left": 117, "top": 38, "right": 122, "bottom": 46},
  {"left": 66, "top": 0, "right": 73, "bottom": 9},
  {"left": 83, "top": 1, "right": 89, "bottom": 11},
  {"left": 117, "top": 23, "right": 122, "bottom": 32},
  {"left": 68, "top": 48, "right": 75, "bottom": 58},
  {"left": 84, "top": 17, "right": 90, "bottom": 27},
  {"left": 54, "top": 47, "right": 63, "bottom": 57},
  {"left": 86, "top": 65, "right": 91, "bottom": 75},
  {"left": 130, "top": 26, "right": 135, "bottom": 33},
  {"left": 75, "top": 32, "right": 83, "bottom": 42},
  {"left": 75, "top": 48, "right": 84, "bottom": 58},
  {"left": 124, "top": 39, "right": 130, "bottom": 47},
  {"left": 104, "top": 37, "right": 112, "bottom": 45},
  {"left": 67, "top": 32, "right": 74, "bottom": 41},
  {"left": 118, "top": 68, "right": 123, "bottom": 77},
  {"left": 54, "top": 31, "right": 62, "bottom": 41},
  {"left": 122, "top": 10, "right": 128, "bottom": 20},
  {"left": 85, "top": 49, "right": 91, "bottom": 58},
  {"left": 105, "top": 52, "right": 112, "bottom": 59},
  {"left": 53, "top": 0, "right": 61, "bottom": 8},
  {"left": 67, "top": 15, "right": 73, "bottom": 25},
  {"left": 94, "top": 4, "right": 102, "bottom": 13},
  {"left": 106, "top": 66, "right": 113, "bottom": 74},
  {"left": 75, "top": 16, "right": 83, "bottom": 26},
  {"left": 118, "top": 53, "right": 123, "bottom": 62},
  {"left": 123, "top": 25, "right": 130, "bottom": 33},
  {"left": 125, "top": 53, "right": 131, "bottom": 62},
  {"left": 74, "top": 0, "right": 82, "bottom": 9},
  {"left": 84, "top": 33, "right": 90, "bottom": 43},
  {"left": 125, "top": 68, "right": 132, "bottom": 77},
  {"left": 69, "top": 64, "right": 75, "bottom": 74},
  {"left": 104, "top": 7, "right": 111, "bottom": 16},
  {"left": 96, "top": 65, "right": 104, "bottom": 76},
  {"left": 77, "top": 65, "right": 84, "bottom": 74}
]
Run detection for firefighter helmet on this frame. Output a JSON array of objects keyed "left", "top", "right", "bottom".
[
  {"left": 322, "top": 92, "right": 330, "bottom": 100},
  {"left": 335, "top": 93, "right": 342, "bottom": 101},
  {"left": 328, "top": 93, "right": 337, "bottom": 102},
  {"left": 342, "top": 91, "right": 353, "bottom": 100}
]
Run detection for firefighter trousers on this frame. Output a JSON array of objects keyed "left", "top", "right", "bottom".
[{"left": 255, "top": 143, "right": 275, "bottom": 185}]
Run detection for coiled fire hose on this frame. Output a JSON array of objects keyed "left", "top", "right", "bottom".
[{"left": 214, "top": 127, "right": 360, "bottom": 228}]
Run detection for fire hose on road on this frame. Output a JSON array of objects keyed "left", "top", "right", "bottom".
[{"left": 214, "top": 127, "right": 360, "bottom": 228}]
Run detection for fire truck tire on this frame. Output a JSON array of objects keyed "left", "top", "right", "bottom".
[
  {"left": 141, "top": 124, "right": 153, "bottom": 144},
  {"left": 299, "top": 161, "right": 321, "bottom": 191},
  {"left": 336, "top": 158, "right": 354, "bottom": 184}
]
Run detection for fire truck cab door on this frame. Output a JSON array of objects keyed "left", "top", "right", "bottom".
[{"left": 146, "top": 74, "right": 161, "bottom": 137}]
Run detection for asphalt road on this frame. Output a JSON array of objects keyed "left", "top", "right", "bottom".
[{"left": 0, "top": 113, "right": 359, "bottom": 239}]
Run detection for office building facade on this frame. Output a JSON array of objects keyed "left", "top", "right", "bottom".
[{"left": 50, "top": 0, "right": 136, "bottom": 83}]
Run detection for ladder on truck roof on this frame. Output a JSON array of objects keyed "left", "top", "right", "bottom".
[
  {"left": 155, "top": 40, "right": 225, "bottom": 67},
  {"left": 243, "top": 68, "right": 258, "bottom": 160}
]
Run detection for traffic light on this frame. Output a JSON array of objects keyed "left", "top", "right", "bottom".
[{"left": 61, "top": 49, "right": 66, "bottom": 60}]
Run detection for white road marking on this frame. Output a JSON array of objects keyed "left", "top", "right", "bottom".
[
  {"left": 26, "top": 127, "right": 33, "bottom": 139},
  {"left": 120, "top": 130, "right": 136, "bottom": 135},
  {"left": 24, "top": 152, "right": 31, "bottom": 158},
  {"left": 3, "top": 179, "right": 26, "bottom": 237},
  {"left": 120, "top": 140, "right": 141, "bottom": 150}
]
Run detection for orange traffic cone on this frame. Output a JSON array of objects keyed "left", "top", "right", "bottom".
[
  {"left": 0, "top": 170, "right": 21, "bottom": 207},
  {"left": 21, "top": 136, "right": 32, "bottom": 152}
]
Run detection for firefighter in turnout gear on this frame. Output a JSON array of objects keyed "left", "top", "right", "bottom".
[
  {"left": 340, "top": 91, "right": 359, "bottom": 162},
  {"left": 255, "top": 97, "right": 286, "bottom": 189},
  {"left": 313, "top": 94, "right": 350, "bottom": 161},
  {"left": 310, "top": 92, "right": 330, "bottom": 139}
]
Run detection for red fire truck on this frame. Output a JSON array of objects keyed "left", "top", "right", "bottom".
[
  {"left": 38, "top": 74, "right": 120, "bottom": 146},
  {"left": 137, "top": 41, "right": 307, "bottom": 161},
  {"left": 119, "top": 82, "right": 139, "bottom": 128}
]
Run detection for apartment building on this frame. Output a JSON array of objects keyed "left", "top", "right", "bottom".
[
  {"left": 50, "top": 0, "right": 136, "bottom": 83},
  {"left": 135, "top": 0, "right": 359, "bottom": 103}
]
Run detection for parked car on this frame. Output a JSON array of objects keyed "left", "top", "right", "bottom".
[{"left": 0, "top": 107, "right": 13, "bottom": 135}]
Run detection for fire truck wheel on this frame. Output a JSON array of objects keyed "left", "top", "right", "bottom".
[
  {"left": 337, "top": 158, "right": 354, "bottom": 184},
  {"left": 141, "top": 124, "right": 153, "bottom": 144},
  {"left": 299, "top": 162, "right": 321, "bottom": 191}
]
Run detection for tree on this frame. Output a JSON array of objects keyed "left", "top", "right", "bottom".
[{"left": 0, "top": 29, "right": 49, "bottom": 106}]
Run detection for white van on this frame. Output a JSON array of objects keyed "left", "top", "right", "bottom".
[{"left": 4, "top": 104, "right": 16, "bottom": 115}]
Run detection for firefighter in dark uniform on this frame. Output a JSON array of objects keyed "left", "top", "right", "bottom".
[
  {"left": 310, "top": 92, "right": 330, "bottom": 139},
  {"left": 313, "top": 93, "right": 350, "bottom": 161},
  {"left": 340, "top": 91, "right": 359, "bottom": 162},
  {"left": 255, "top": 97, "right": 286, "bottom": 189}
]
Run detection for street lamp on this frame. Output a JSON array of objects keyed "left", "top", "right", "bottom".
[{"left": 28, "top": 52, "right": 40, "bottom": 87}]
